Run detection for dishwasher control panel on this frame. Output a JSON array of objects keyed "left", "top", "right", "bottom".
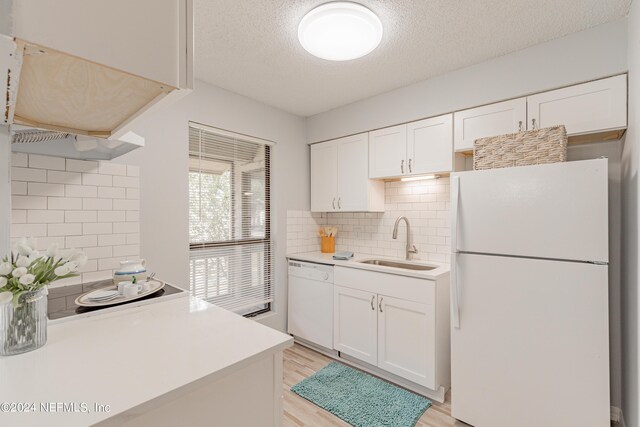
[{"left": 288, "top": 260, "right": 334, "bottom": 282}]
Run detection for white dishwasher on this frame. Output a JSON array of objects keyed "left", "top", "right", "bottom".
[{"left": 287, "top": 260, "right": 334, "bottom": 349}]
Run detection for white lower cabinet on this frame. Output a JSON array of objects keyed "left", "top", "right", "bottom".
[
  {"left": 333, "top": 266, "right": 450, "bottom": 395},
  {"left": 333, "top": 286, "right": 378, "bottom": 365},
  {"left": 377, "top": 295, "right": 435, "bottom": 389}
]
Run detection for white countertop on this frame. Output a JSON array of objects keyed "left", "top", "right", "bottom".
[
  {"left": 0, "top": 297, "right": 293, "bottom": 426},
  {"left": 287, "top": 251, "right": 450, "bottom": 280}
]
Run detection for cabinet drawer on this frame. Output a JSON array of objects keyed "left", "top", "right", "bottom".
[{"left": 334, "top": 266, "right": 435, "bottom": 305}]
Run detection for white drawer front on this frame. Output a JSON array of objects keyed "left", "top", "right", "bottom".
[{"left": 334, "top": 266, "right": 435, "bottom": 305}]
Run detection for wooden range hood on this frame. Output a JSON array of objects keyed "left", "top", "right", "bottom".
[{"left": 3, "top": 37, "right": 176, "bottom": 139}]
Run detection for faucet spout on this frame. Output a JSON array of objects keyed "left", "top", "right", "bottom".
[{"left": 392, "top": 216, "right": 418, "bottom": 260}]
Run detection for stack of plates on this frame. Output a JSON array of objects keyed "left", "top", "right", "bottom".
[
  {"left": 87, "top": 290, "right": 120, "bottom": 302},
  {"left": 75, "top": 280, "right": 165, "bottom": 308}
]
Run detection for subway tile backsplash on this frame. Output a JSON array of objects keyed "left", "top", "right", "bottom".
[
  {"left": 10, "top": 153, "right": 140, "bottom": 286},
  {"left": 286, "top": 211, "right": 328, "bottom": 254},
  {"left": 287, "top": 177, "right": 451, "bottom": 263}
]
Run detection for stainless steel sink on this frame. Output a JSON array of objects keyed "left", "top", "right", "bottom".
[{"left": 357, "top": 259, "right": 436, "bottom": 271}]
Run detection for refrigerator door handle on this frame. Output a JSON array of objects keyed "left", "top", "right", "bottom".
[
  {"left": 451, "top": 176, "right": 461, "bottom": 329},
  {"left": 451, "top": 253, "right": 460, "bottom": 328},
  {"left": 451, "top": 176, "right": 459, "bottom": 253}
]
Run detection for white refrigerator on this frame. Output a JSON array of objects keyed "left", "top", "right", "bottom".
[{"left": 450, "top": 159, "right": 610, "bottom": 427}]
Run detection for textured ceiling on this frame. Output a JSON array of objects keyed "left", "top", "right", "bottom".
[{"left": 194, "top": 0, "right": 630, "bottom": 117}]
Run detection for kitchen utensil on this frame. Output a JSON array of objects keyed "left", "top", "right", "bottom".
[{"left": 321, "top": 236, "right": 335, "bottom": 253}]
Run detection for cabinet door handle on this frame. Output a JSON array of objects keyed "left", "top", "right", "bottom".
[
  {"left": 370, "top": 296, "right": 375, "bottom": 311},
  {"left": 531, "top": 118, "right": 537, "bottom": 130},
  {"left": 518, "top": 121, "right": 523, "bottom": 132},
  {"left": 332, "top": 197, "right": 336, "bottom": 210},
  {"left": 401, "top": 160, "right": 404, "bottom": 174},
  {"left": 337, "top": 197, "right": 341, "bottom": 209},
  {"left": 408, "top": 158, "right": 412, "bottom": 173},
  {"left": 378, "top": 297, "right": 384, "bottom": 312}
]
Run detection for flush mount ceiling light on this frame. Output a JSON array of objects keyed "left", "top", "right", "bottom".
[{"left": 298, "top": 2, "right": 383, "bottom": 61}]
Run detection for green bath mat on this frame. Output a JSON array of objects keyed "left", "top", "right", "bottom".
[{"left": 291, "top": 362, "right": 431, "bottom": 427}]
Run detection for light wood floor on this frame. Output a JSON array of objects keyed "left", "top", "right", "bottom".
[
  {"left": 283, "top": 343, "right": 469, "bottom": 427},
  {"left": 283, "top": 343, "right": 620, "bottom": 427}
]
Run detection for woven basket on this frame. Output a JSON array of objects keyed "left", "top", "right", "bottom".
[{"left": 473, "top": 125, "right": 567, "bottom": 170}]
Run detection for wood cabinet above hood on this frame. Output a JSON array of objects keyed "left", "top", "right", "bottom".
[
  {"left": 8, "top": 39, "right": 175, "bottom": 138},
  {"left": 1, "top": 0, "right": 192, "bottom": 159}
]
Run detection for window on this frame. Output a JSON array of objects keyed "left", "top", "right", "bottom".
[{"left": 188, "top": 122, "right": 272, "bottom": 316}]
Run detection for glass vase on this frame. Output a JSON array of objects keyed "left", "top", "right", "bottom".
[{"left": 0, "top": 288, "right": 48, "bottom": 356}]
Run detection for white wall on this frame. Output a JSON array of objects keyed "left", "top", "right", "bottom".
[
  {"left": 623, "top": 2, "right": 640, "bottom": 425},
  {"left": 0, "top": 126, "right": 10, "bottom": 255},
  {"left": 121, "top": 80, "right": 308, "bottom": 332},
  {"left": 306, "top": 18, "right": 628, "bottom": 143}
]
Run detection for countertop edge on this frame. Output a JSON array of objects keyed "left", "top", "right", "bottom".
[
  {"left": 97, "top": 335, "right": 293, "bottom": 427},
  {"left": 286, "top": 252, "right": 450, "bottom": 280}
]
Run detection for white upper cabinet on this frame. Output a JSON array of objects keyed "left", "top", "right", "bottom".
[
  {"left": 407, "top": 115, "right": 453, "bottom": 175},
  {"left": 369, "top": 125, "right": 407, "bottom": 178},
  {"left": 9, "top": 0, "right": 192, "bottom": 89},
  {"left": 369, "top": 114, "right": 454, "bottom": 179},
  {"left": 311, "top": 133, "right": 384, "bottom": 212},
  {"left": 337, "top": 135, "right": 370, "bottom": 211},
  {"left": 310, "top": 141, "right": 338, "bottom": 212},
  {"left": 453, "top": 76, "right": 627, "bottom": 152},
  {"left": 454, "top": 98, "right": 527, "bottom": 152},
  {"left": 527, "top": 75, "right": 627, "bottom": 136},
  {"left": 1, "top": 0, "right": 193, "bottom": 143}
]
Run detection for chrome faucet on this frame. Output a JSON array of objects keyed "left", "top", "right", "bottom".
[{"left": 392, "top": 216, "right": 418, "bottom": 260}]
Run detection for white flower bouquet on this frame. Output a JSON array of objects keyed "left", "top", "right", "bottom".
[
  {"left": 0, "top": 237, "right": 87, "bottom": 307},
  {"left": 0, "top": 238, "right": 87, "bottom": 356}
]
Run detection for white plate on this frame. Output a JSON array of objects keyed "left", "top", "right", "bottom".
[
  {"left": 75, "top": 280, "right": 165, "bottom": 307},
  {"left": 88, "top": 290, "right": 119, "bottom": 301}
]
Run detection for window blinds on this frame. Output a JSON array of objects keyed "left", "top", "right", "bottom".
[{"left": 188, "top": 122, "right": 273, "bottom": 315}]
